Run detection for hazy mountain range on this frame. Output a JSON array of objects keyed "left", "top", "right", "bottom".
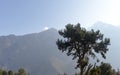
[
  {"left": 0, "top": 22, "right": 120, "bottom": 75},
  {"left": 91, "top": 22, "right": 120, "bottom": 69},
  {"left": 0, "top": 28, "right": 75, "bottom": 75}
]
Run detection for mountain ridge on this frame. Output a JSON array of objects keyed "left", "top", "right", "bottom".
[
  {"left": 0, "top": 22, "right": 119, "bottom": 74},
  {"left": 0, "top": 28, "right": 75, "bottom": 75}
]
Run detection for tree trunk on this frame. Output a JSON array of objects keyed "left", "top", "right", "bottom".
[{"left": 80, "top": 68, "right": 84, "bottom": 75}]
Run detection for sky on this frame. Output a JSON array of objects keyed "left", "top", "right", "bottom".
[{"left": 0, "top": 0, "right": 120, "bottom": 35}]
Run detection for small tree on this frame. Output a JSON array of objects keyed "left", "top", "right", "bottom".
[
  {"left": 8, "top": 70, "right": 14, "bottom": 75},
  {"left": 56, "top": 23, "right": 110, "bottom": 75},
  {"left": 2, "top": 71, "right": 8, "bottom": 75},
  {"left": 99, "top": 62, "right": 113, "bottom": 75},
  {"left": 18, "top": 68, "right": 26, "bottom": 75}
]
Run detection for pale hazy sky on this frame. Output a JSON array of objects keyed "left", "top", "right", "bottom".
[{"left": 0, "top": 0, "right": 120, "bottom": 35}]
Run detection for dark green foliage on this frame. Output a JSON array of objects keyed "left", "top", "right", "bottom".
[
  {"left": 18, "top": 68, "right": 26, "bottom": 75},
  {"left": 87, "top": 62, "right": 113, "bottom": 75},
  {"left": 56, "top": 23, "right": 110, "bottom": 75},
  {"left": 0, "top": 69, "right": 2, "bottom": 75},
  {"left": 0, "top": 68, "right": 27, "bottom": 75},
  {"left": 99, "top": 62, "right": 113, "bottom": 75},
  {"left": 8, "top": 70, "right": 14, "bottom": 75},
  {"left": 2, "top": 71, "right": 8, "bottom": 75}
]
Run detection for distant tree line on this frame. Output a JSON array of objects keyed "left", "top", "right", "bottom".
[{"left": 0, "top": 68, "right": 27, "bottom": 75}]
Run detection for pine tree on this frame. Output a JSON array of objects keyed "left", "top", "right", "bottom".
[{"left": 56, "top": 23, "right": 110, "bottom": 75}]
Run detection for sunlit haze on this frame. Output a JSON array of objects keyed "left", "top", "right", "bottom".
[{"left": 0, "top": 0, "right": 120, "bottom": 35}]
